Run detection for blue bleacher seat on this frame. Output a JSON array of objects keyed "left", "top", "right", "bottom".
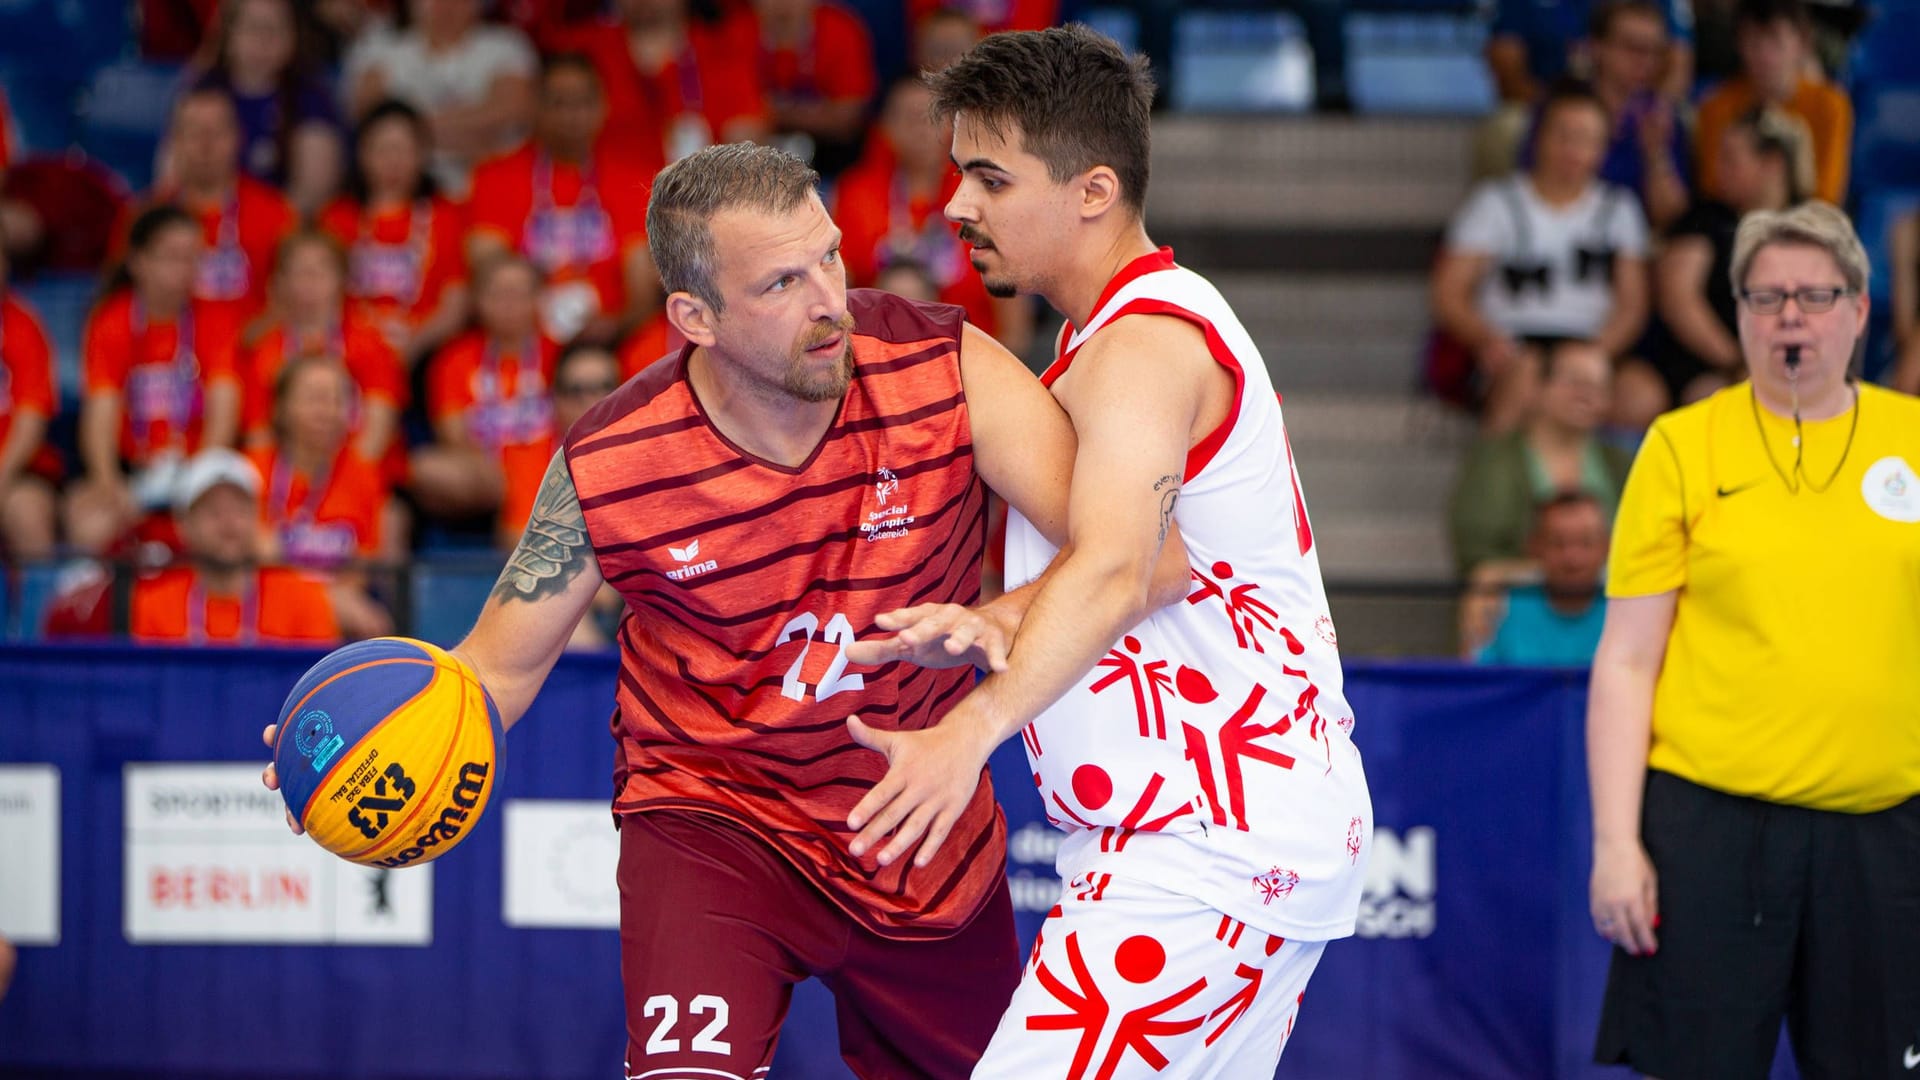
[
  {"left": 1170, "top": 10, "right": 1314, "bottom": 113},
  {"left": 1853, "top": 187, "right": 1920, "bottom": 384},
  {"left": 0, "top": 67, "right": 78, "bottom": 154},
  {"left": 7, "top": 561, "right": 67, "bottom": 641},
  {"left": 73, "top": 60, "right": 182, "bottom": 192},
  {"left": 409, "top": 554, "right": 507, "bottom": 648},
  {"left": 1346, "top": 11, "right": 1495, "bottom": 116},
  {"left": 12, "top": 272, "right": 100, "bottom": 411}
]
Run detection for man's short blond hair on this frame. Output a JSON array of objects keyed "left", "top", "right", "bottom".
[{"left": 1730, "top": 200, "right": 1870, "bottom": 295}]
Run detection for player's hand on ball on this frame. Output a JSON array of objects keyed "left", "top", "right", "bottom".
[
  {"left": 259, "top": 724, "right": 305, "bottom": 836},
  {"left": 845, "top": 603, "right": 1014, "bottom": 672},
  {"left": 845, "top": 714, "right": 993, "bottom": 869}
]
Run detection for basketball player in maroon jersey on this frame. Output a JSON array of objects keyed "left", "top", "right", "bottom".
[{"left": 264, "top": 141, "right": 1192, "bottom": 1078}]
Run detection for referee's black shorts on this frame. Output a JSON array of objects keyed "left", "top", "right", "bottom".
[{"left": 1594, "top": 770, "right": 1920, "bottom": 1079}]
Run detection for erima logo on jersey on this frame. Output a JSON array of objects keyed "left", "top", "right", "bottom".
[{"left": 665, "top": 539, "right": 718, "bottom": 581}]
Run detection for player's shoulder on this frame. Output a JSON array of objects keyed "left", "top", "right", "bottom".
[
  {"left": 567, "top": 344, "right": 691, "bottom": 453},
  {"left": 848, "top": 288, "right": 965, "bottom": 348},
  {"left": 1860, "top": 381, "right": 1920, "bottom": 434}
]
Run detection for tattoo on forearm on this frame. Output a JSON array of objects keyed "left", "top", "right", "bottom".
[
  {"left": 491, "top": 453, "right": 592, "bottom": 604},
  {"left": 1153, "top": 473, "right": 1181, "bottom": 546}
]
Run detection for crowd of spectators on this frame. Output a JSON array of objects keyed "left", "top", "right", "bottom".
[
  {"left": 1444, "top": 0, "right": 1901, "bottom": 664},
  {"left": 0, "top": 0, "right": 1049, "bottom": 646},
  {"left": 0, "top": 0, "right": 1906, "bottom": 661}
]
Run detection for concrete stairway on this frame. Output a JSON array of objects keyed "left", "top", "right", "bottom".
[{"left": 1147, "top": 115, "right": 1484, "bottom": 655}]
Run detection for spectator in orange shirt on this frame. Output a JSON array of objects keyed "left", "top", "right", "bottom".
[
  {"left": 1694, "top": 0, "right": 1851, "bottom": 205},
  {"left": 135, "top": 87, "right": 299, "bottom": 335},
  {"left": 831, "top": 77, "right": 1033, "bottom": 353},
  {"left": 552, "top": 0, "right": 771, "bottom": 169},
  {"left": 242, "top": 230, "right": 407, "bottom": 466},
  {"left": 414, "top": 253, "right": 557, "bottom": 545},
  {"left": 547, "top": 338, "right": 628, "bottom": 650},
  {"left": 67, "top": 206, "right": 244, "bottom": 554},
  {"left": 753, "top": 0, "right": 878, "bottom": 169},
  {"left": 468, "top": 54, "right": 659, "bottom": 345},
  {"left": 320, "top": 100, "right": 470, "bottom": 367},
  {"left": 248, "top": 355, "right": 394, "bottom": 639},
  {"left": 129, "top": 447, "right": 340, "bottom": 645},
  {"left": 188, "top": 0, "right": 346, "bottom": 216},
  {"left": 615, "top": 313, "right": 683, "bottom": 380},
  {"left": 0, "top": 224, "right": 58, "bottom": 562}
]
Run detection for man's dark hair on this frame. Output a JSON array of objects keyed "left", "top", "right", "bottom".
[
  {"left": 1735, "top": 0, "right": 1812, "bottom": 33},
  {"left": 647, "top": 143, "right": 820, "bottom": 312},
  {"left": 1535, "top": 489, "right": 1605, "bottom": 528},
  {"left": 541, "top": 51, "right": 602, "bottom": 91},
  {"left": 1536, "top": 78, "right": 1610, "bottom": 129},
  {"left": 926, "top": 25, "right": 1156, "bottom": 213},
  {"left": 1588, "top": 0, "right": 1666, "bottom": 41}
]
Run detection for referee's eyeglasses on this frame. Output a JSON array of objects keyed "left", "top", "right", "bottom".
[{"left": 1739, "top": 286, "right": 1857, "bottom": 315}]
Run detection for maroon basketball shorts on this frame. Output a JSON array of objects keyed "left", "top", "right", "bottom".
[{"left": 615, "top": 808, "right": 1021, "bottom": 1080}]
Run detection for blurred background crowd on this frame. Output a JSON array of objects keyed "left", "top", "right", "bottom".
[{"left": 0, "top": 0, "right": 1909, "bottom": 660}]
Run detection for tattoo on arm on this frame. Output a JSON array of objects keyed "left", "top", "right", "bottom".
[
  {"left": 491, "top": 452, "right": 593, "bottom": 604},
  {"left": 1153, "top": 473, "right": 1181, "bottom": 546}
]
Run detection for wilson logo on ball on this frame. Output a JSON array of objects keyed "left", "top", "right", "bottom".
[{"left": 372, "top": 762, "right": 491, "bottom": 869}]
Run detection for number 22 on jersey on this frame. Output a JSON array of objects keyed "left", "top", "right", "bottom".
[{"left": 777, "top": 610, "right": 865, "bottom": 703}]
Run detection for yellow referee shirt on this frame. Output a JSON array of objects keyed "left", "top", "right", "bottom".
[{"left": 1609, "top": 381, "right": 1920, "bottom": 813}]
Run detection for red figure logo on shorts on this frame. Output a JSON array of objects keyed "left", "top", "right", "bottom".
[
  {"left": 1253, "top": 866, "right": 1299, "bottom": 905},
  {"left": 1346, "top": 817, "right": 1363, "bottom": 864}
]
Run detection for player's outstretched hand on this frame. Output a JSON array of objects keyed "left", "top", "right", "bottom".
[
  {"left": 259, "top": 724, "right": 306, "bottom": 836},
  {"left": 845, "top": 714, "right": 993, "bottom": 869},
  {"left": 845, "top": 603, "right": 1014, "bottom": 673}
]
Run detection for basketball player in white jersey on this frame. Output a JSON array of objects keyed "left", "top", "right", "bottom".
[{"left": 840, "top": 25, "right": 1373, "bottom": 1076}]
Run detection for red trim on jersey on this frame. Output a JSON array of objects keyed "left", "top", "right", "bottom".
[{"left": 1043, "top": 246, "right": 1178, "bottom": 386}]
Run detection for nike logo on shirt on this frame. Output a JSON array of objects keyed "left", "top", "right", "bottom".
[
  {"left": 1716, "top": 479, "right": 1765, "bottom": 498},
  {"left": 1903, "top": 1043, "right": 1920, "bottom": 1069}
]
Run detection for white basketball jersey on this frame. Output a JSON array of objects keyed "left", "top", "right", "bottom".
[{"left": 1005, "top": 250, "right": 1372, "bottom": 940}]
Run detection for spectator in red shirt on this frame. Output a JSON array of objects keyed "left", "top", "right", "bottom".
[
  {"left": 188, "top": 0, "right": 345, "bottom": 216},
  {"left": 0, "top": 224, "right": 57, "bottom": 562},
  {"left": 551, "top": 0, "right": 772, "bottom": 168},
  {"left": 67, "top": 205, "right": 244, "bottom": 554},
  {"left": 468, "top": 54, "right": 659, "bottom": 345},
  {"left": 130, "top": 447, "right": 340, "bottom": 645},
  {"left": 132, "top": 87, "right": 298, "bottom": 336},
  {"left": 831, "top": 77, "right": 1032, "bottom": 352},
  {"left": 414, "top": 252, "right": 557, "bottom": 546},
  {"left": 248, "top": 354, "right": 395, "bottom": 639},
  {"left": 241, "top": 230, "right": 407, "bottom": 468},
  {"left": 320, "top": 100, "right": 470, "bottom": 367},
  {"left": 753, "top": 0, "right": 878, "bottom": 168}
]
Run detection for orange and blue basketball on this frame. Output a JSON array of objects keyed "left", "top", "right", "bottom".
[{"left": 272, "top": 637, "right": 504, "bottom": 868}]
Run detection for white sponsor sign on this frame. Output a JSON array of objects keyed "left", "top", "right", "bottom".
[
  {"left": 0, "top": 765, "right": 60, "bottom": 944},
  {"left": 123, "top": 764, "right": 432, "bottom": 945},
  {"left": 501, "top": 800, "right": 621, "bottom": 929},
  {"left": 1357, "top": 825, "right": 1436, "bottom": 939}
]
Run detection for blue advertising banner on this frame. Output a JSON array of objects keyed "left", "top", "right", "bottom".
[{"left": 0, "top": 646, "right": 1790, "bottom": 1078}]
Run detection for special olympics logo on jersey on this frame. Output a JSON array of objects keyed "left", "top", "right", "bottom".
[
  {"left": 1346, "top": 817, "right": 1364, "bottom": 864},
  {"left": 874, "top": 467, "right": 900, "bottom": 505},
  {"left": 1253, "top": 866, "right": 1299, "bottom": 905}
]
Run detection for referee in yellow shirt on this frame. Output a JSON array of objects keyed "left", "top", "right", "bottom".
[{"left": 1587, "top": 200, "right": 1920, "bottom": 1079}]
